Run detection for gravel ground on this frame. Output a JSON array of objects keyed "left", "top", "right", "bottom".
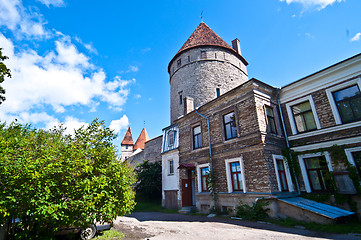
[{"left": 113, "top": 212, "right": 361, "bottom": 240}]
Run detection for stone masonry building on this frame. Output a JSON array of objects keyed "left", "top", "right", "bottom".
[{"left": 161, "top": 22, "right": 361, "bottom": 222}]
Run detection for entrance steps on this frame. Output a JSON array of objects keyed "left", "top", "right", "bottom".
[
  {"left": 179, "top": 206, "right": 197, "bottom": 214},
  {"left": 276, "top": 197, "right": 355, "bottom": 224}
]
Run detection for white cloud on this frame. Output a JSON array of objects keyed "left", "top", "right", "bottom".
[
  {"left": 280, "top": 0, "right": 344, "bottom": 9},
  {"left": 0, "top": 34, "right": 135, "bottom": 121},
  {"left": 134, "top": 94, "right": 141, "bottom": 99},
  {"left": 0, "top": 0, "right": 49, "bottom": 38},
  {"left": 109, "top": 115, "right": 129, "bottom": 134},
  {"left": 350, "top": 33, "right": 361, "bottom": 42},
  {"left": 127, "top": 65, "right": 139, "bottom": 73},
  {"left": 36, "top": 0, "right": 65, "bottom": 7}
]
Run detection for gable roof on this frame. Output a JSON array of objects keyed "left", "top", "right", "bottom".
[
  {"left": 133, "top": 128, "right": 149, "bottom": 150},
  {"left": 168, "top": 22, "right": 247, "bottom": 72},
  {"left": 121, "top": 126, "right": 134, "bottom": 145}
]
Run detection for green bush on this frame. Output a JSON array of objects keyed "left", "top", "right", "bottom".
[
  {"left": 0, "top": 120, "right": 136, "bottom": 239},
  {"left": 235, "top": 199, "right": 270, "bottom": 220},
  {"left": 135, "top": 160, "right": 162, "bottom": 200}
]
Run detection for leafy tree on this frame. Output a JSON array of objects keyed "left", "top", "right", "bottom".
[
  {"left": 0, "top": 48, "right": 11, "bottom": 104},
  {"left": 0, "top": 119, "right": 136, "bottom": 239},
  {"left": 135, "top": 160, "right": 162, "bottom": 200}
]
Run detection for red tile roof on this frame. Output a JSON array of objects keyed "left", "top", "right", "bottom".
[
  {"left": 121, "top": 126, "right": 134, "bottom": 145},
  {"left": 177, "top": 22, "right": 233, "bottom": 54},
  {"left": 133, "top": 128, "right": 149, "bottom": 150},
  {"left": 168, "top": 22, "right": 247, "bottom": 73}
]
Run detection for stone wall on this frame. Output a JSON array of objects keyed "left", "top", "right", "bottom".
[
  {"left": 175, "top": 79, "right": 287, "bottom": 209},
  {"left": 170, "top": 46, "right": 248, "bottom": 123}
]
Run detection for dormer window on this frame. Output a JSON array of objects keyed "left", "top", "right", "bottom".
[{"left": 168, "top": 131, "right": 175, "bottom": 147}]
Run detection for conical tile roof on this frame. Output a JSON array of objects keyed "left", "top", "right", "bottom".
[
  {"left": 133, "top": 128, "right": 149, "bottom": 150},
  {"left": 168, "top": 22, "right": 247, "bottom": 73},
  {"left": 121, "top": 126, "right": 134, "bottom": 145},
  {"left": 177, "top": 22, "right": 233, "bottom": 54}
]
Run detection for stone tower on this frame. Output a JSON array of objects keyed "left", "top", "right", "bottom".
[{"left": 169, "top": 22, "right": 248, "bottom": 123}]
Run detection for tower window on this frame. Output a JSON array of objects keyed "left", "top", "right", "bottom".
[
  {"left": 201, "top": 51, "right": 206, "bottom": 59},
  {"left": 216, "top": 88, "right": 220, "bottom": 97},
  {"left": 177, "top": 59, "right": 181, "bottom": 67},
  {"left": 215, "top": 53, "right": 217, "bottom": 59},
  {"left": 179, "top": 94, "right": 183, "bottom": 105},
  {"left": 188, "top": 56, "right": 190, "bottom": 62}
]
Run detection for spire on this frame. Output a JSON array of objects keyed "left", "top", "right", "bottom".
[
  {"left": 121, "top": 126, "right": 134, "bottom": 145},
  {"left": 133, "top": 128, "right": 149, "bottom": 150}
]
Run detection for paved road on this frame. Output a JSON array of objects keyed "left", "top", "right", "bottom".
[{"left": 113, "top": 212, "right": 361, "bottom": 240}]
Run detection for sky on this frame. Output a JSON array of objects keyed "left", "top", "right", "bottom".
[{"left": 0, "top": 0, "right": 360, "bottom": 155}]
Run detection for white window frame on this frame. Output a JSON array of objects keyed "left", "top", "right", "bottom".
[
  {"left": 298, "top": 152, "right": 333, "bottom": 193},
  {"left": 325, "top": 77, "right": 361, "bottom": 125},
  {"left": 225, "top": 157, "right": 246, "bottom": 193},
  {"left": 286, "top": 95, "right": 321, "bottom": 135},
  {"left": 197, "top": 163, "right": 210, "bottom": 193},
  {"left": 345, "top": 146, "right": 361, "bottom": 169},
  {"left": 168, "top": 159, "right": 174, "bottom": 175},
  {"left": 272, "top": 155, "right": 294, "bottom": 192}
]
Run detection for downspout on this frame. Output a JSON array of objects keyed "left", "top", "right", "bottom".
[
  {"left": 195, "top": 108, "right": 217, "bottom": 208},
  {"left": 277, "top": 88, "right": 301, "bottom": 195}
]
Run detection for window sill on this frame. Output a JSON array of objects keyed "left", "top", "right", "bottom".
[{"left": 168, "top": 173, "right": 175, "bottom": 176}]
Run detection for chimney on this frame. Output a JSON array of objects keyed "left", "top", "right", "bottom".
[
  {"left": 184, "top": 96, "right": 194, "bottom": 115},
  {"left": 232, "top": 38, "right": 241, "bottom": 55}
]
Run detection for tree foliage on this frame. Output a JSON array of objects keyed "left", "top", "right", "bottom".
[
  {"left": 135, "top": 160, "right": 162, "bottom": 200},
  {"left": 0, "top": 119, "right": 136, "bottom": 239},
  {"left": 0, "top": 48, "right": 11, "bottom": 104}
]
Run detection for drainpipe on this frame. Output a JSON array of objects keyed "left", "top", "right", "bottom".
[
  {"left": 277, "top": 88, "right": 301, "bottom": 195},
  {"left": 195, "top": 108, "right": 217, "bottom": 208}
]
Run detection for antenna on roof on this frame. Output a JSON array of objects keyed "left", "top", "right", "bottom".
[{"left": 200, "top": 10, "right": 203, "bottom": 22}]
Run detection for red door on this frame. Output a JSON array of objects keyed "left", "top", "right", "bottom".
[{"left": 181, "top": 179, "right": 193, "bottom": 207}]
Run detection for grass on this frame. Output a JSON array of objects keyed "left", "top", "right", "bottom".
[
  {"left": 133, "top": 198, "right": 178, "bottom": 213},
  {"left": 94, "top": 230, "right": 124, "bottom": 240},
  {"left": 133, "top": 195, "right": 178, "bottom": 213},
  {"left": 264, "top": 217, "right": 361, "bottom": 234}
]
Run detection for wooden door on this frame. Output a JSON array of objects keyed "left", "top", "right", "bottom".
[
  {"left": 164, "top": 190, "right": 178, "bottom": 209},
  {"left": 181, "top": 179, "right": 193, "bottom": 207}
]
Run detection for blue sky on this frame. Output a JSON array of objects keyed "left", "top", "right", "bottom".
[{"left": 0, "top": 0, "right": 360, "bottom": 155}]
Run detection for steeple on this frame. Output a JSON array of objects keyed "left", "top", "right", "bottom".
[
  {"left": 121, "top": 126, "right": 134, "bottom": 145},
  {"left": 133, "top": 128, "right": 149, "bottom": 150}
]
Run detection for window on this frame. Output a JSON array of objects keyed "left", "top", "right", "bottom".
[
  {"left": 229, "top": 162, "right": 243, "bottom": 191},
  {"left": 273, "top": 155, "right": 293, "bottom": 192},
  {"left": 201, "top": 51, "right": 206, "bottom": 59},
  {"left": 265, "top": 106, "right": 277, "bottom": 134},
  {"left": 304, "top": 156, "right": 330, "bottom": 192},
  {"left": 276, "top": 159, "right": 288, "bottom": 192},
  {"left": 169, "top": 160, "right": 174, "bottom": 175},
  {"left": 351, "top": 151, "right": 361, "bottom": 177},
  {"left": 179, "top": 94, "right": 182, "bottom": 105},
  {"left": 291, "top": 101, "right": 317, "bottom": 133},
  {"left": 125, "top": 145, "right": 128, "bottom": 150},
  {"left": 345, "top": 147, "right": 361, "bottom": 178},
  {"left": 223, "top": 111, "right": 237, "bottom": 140},
  {"left": 216, "top": 88, "right": 220, "bottom": 97},
  {"left": 188, "top": 56, "right": 190, "bottom": 62},
  {"left": 215, "top": 53, "right": 217, "bottom": 59},
  {"left": 200, "top": 167, "right": 209, "bottom": 192},
  {"left": 168, "top": 131, "right": 175, "bottom": 147},
  {"left": 177, "top": 59, "right": 181, "bottom": 67},
  {"left": 332, "top": 85, "right": 361, "bottom": 124},
  {"left": 193, "top": 125, "right": 202, "bottom": 149}
]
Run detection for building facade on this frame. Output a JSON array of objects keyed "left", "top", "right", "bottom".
[{"left": 161, "top": 22, "right": 361, "bottom": 220}]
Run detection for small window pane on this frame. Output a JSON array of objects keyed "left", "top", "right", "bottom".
[
  {"left": 193, "top": 126, "right": 201, "bottom": 135},
  {"left": 292, "top": 101, "right": 317, "bottom": 133},
  {"left": 333, "top": 85, "right": 360, "bottom": 101},
  {"left": 232, "top": 174, "right": 239, "bottom": 190}
]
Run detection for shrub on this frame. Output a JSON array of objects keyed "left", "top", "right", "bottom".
[{"left": 235, "top": 199, "right": 270, "bottom": 220}]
